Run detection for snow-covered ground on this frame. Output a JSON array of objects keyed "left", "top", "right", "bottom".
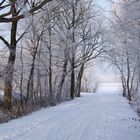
[{"left": 0, "top": 83, "right": 140, "bottom": 140}]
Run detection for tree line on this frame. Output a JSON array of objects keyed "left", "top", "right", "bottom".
[
  {"left": 107, "top": 0, "right": 140, "bottom": 113},
  {"left": 0, "top": 0, "right": 105, "bottom": 114}
]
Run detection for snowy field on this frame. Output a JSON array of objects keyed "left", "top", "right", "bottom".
[{"left": 0, "top": 83, "right": 140, "bottom": 140}]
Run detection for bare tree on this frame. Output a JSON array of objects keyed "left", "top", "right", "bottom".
[
  {"left": 0, "top": 0, "right": 53, "bottom": 110},
  {"left": 107, "top": 0, "right": 140, "bottom": 104}
]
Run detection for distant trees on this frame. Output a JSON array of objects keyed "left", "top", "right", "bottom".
[{"left": 107, "top": 0, "right": 140, "bottom": 110}]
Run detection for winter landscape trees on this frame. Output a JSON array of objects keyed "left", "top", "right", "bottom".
[
  {"left": 0, "top": 0, "right": 53, "bottom": 111},
  {"left": 107, "top": 0, "right": 140, "bottom": 113},
  {"left": 0, "top": 0, "right": 140, "bottom": 123},
  {"left": 0, "top": 1, "right": 140, "bottom": 140},
  {"left": 0, "top": 0, "right": 105, "bottom": 119}
]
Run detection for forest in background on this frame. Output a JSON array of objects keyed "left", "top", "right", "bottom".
[{"left": 0, "top": 0, "right": 140, "bottom": 122}]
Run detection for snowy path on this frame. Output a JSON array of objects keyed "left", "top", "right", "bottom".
[{"left": 0, "top": 83, "right": 140, "bottom": 140}]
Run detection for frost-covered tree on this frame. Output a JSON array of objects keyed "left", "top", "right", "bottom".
[
  {"left": 0, "top": 0, "right": 53, "bottom": 110},
  {"left": 0, "top": 0, "right": 105, "bottom": 113},
  {"left": 108, "top": 0, "right": 140, "bottom": 112}
]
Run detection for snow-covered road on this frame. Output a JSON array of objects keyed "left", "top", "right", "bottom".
[{"left": 0, "top": 83, "right": 140, "bottom": 140}]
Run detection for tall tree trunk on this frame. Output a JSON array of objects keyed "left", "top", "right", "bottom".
[
  {"left": 4, "top": 19, "right": 17, "bottom": 110},
  {"left": 121, "top": 74, "right": 126, "bottom": 97},
  {"left": 56, "top": 57, "right": 68, "bottom": 102},
  {"left": 70, "top": 0, "right": 76, "bottom": 100},
  {"left": 26, "top": 39, "right": 39, "bottom": 102},
  {"left": 126, "top": 55, "right": 131, "bottom": 101},
  {"left": 26, "top": 45, "right": 37, "bottom": 102},
  {"left": 26, "top": 63, "right": 35, "bottom": 102},
  {"left": 48, "top": 25, "right": 53, "bottom": 104},
  {"left": 20, "top": 44, "right": 24, "bottom": 109},
  {"left": 49, "top": 62, "right": 53, "bottom": 103},
  {"left": 26, "top": 20, "right": 40, "bottom": 102},
  {"left": 37, "top": 50, "right": 42, "bottom": 101},
  {"left": 70, "top": 56, "right": 75, "bottom": 99},
  {"left": 76, "top": 63, "right": 84, "bottom": 97}
]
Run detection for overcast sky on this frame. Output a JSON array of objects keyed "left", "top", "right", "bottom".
[{"left": 96, "top": 0, "right": 110, "bottom": 9}]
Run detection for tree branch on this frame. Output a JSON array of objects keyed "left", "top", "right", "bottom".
[
  {"left": 0, "top": 35, "right": 10, "bottom": 48},
  {"left": 0, "top": 0, "right": 53, "bottom": 23}
]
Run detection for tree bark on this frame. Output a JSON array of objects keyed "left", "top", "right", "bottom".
[
  {"left": 121, "top": 74, "right": 126, "bottom": 97},
  {"left": 126, "top": 54, "right": 131, "bottom": 101},
  {"left": 20, "top": 44, "right": 24, "bottom": 109},
  {"left": 48, "top": 25, "right": 53, "bottom": 104},
  {"left": 76, "top": 63, "right": 84, "bottom": 97},
  {"left": 4, "top": 17, "right": 17, "bottom": 110},
  {"left": 70, "top": 56, "right": 75, "bottom": 99},
  {"left": 70, "top": 0, "right": 76, "bottom": 100},
  {"left": 26, "top": 63, "right": 34, "bottom": 102},
  {"left": 56, "top": 56, "right": 68, "bottom": 102}
]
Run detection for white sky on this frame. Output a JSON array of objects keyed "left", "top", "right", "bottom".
[{"left": 96, "top": 0, "right": 110, "bottom": 9}]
